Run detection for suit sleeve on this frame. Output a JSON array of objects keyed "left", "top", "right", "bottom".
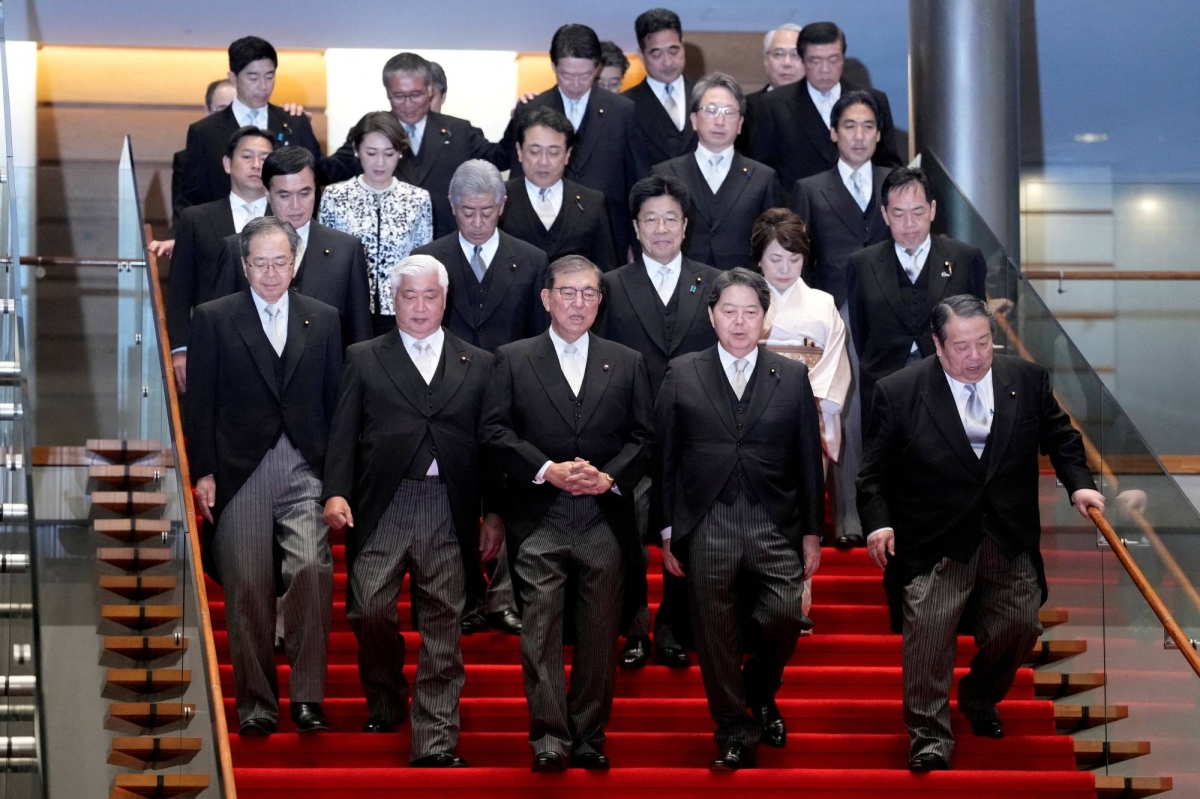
[
  {"left": 968, "top": 247, "right": 988, "bottom": 301},
  {"left": 166, "top": 211, "right": 199, "bottom": 350},
  {"left": 856, "top": 381, "right": 898, "bottom": 533},
  {"left": 651, "top": 364, "right": 680, "bottom": 536},
  {"left": 499, "top": 114, "right": 524, "bottom": 181},
  {"left": 479, "top": 348, "right": 552, "bottom": 481},
  {"left": 593, "top": 203, "right": 619, "bottom": 273},
  {"left": 321, "top": 350, "right": 364, "bottom": 504},
  {"left": 762, "top": 170, "right": 783, "bottom": 211},
  {"left": 290, "top": 112, "right": 324, "bottom": 159},
  {"left": 322, "top": 312, "right": 344, "bottom": 425},
  {"left": 847, "top": 256, "right": 869, "bottom": 358},
  {"left": 601, "top": 352, "right": 655, "bottom": 492},
  {"left": 170, "top": 151, "right": 188, "bottom": 234},
  {"left": 466, "top": 121, "right": 510, "bottom": 172},
  {"left": 178, "top": 123, "right": 212, "bottom": 210},
  {"left": 472, "top": 351, "right": 506, "bottom": 518},
  {"left": 794, "top": 367, "right": 826, "bottom": 538},
  {"left": 212, "top": 237, "right": 239, "bottom": 302},
  {"left": 527, "top": 252, "right": 551, "bottom": 337},
  {"left": 1037, "top": 367, "right": 1097, "bottom": 497},
  {"left": 185, "top": 304, "right": 219, "bottom": 480},
  {"left": 789, "top": 180, "right": 812, "bottom": 224},
  {"left": 624, "top": 107, "right": 653, "bottom": 187},
  {"left": 872, "top": 90, "right": 904, "bottom": 169},
  {"left": 316, "top": 130, "right": 362, "bottom": 186},
  {"left": 744, "top": 98, "right": 778, "bottom": 174},
  {"left": 345, "top": 242, "right": 374, "bottom": 344}
]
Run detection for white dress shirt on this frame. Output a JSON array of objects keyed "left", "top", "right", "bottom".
[
  {"left": 294, "top": 220, "right": 311, "bottom": 269},
  {"left": 229, "top": 193, "right": 269, "bottom": 233},
  {"left": 559, "top": 89, "right": 590, "bottom": 133},
  {"left": 398, "top": 326, "right": 446, "bottom": 475},
  {"left": 695, "top": 143, "right": 735, "bottom": 194},
  {"left": 401, "top": 115, "right": 428, "bottom": 156},
  {"left": 644, "top": 251, "right": 683, "bottom": 305},
  {"left": 231, "top": 96, "right": 268, "bottom": 129},
  {"left": 646, "top": 74, "right": 686, "bottom": 131},
  {"left": 807, "top": 81, "right": 842, "bottom": 129},
  {"left": 534, "top": 328, "right": 590, "bottom": 485},
  {"left": 837, "top": 159, "right": 874, "bottom": 207},
  {"left": 249, "top": 286, "right": 289, "bottom": 355},
  {"left": 525, "top": 178, "right": 564, "bottom": 228},
  {"left": 459, "top": 229, "right": 500, "bottom": 273}
]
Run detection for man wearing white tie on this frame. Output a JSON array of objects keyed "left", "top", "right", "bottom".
[
  {"left": 857, "top": 294, "right": 1104, "bottom": 772},
  {"left": 623, "top": 8, "right": 698, "bottom": 170}
]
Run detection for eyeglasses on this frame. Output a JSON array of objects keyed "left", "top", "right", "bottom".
[
  {"left": 768, "top": 48, "right": 801, "bottom": 62},
  {"left": 552, "top": 286, "right": 602, "bottom": 302},
  {"left": 637, "top": 214, "right": 683, "bottom": 230},
  {"left": 698, "top": 104, "right": 739, "bottom": 119},
  {"left": 392, "top": 91, "right": 429, "bottom": 104},
  {"left": 246, "top": 258, "right": 294, "bottom": 272}
]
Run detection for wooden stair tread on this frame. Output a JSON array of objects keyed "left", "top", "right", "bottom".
[
  {"left": 97, "top": 548, "right": 174, "bottom": 572},
  {"left": 111, "top": 772, "right": 209, "bottom": 798},
  {"left": 107, "top": 702, "right": 196, "bottom": 728},
  {"left": 1039, "top": 608, "right": 1069, "bottom": 628},
  {"left": 1094, "top": 775, "right": 1173, "bottom": 799},
  {"left": 1074, "top": 739, "right": 1151, "bottom": 767},
  {"left": 89, "top": 465, "right": 161, "bottom": 487},
  {"left": 101, "top": 605, "right": 184, "bottom": 630},
  {"left": 99, "top": 575, "right": 178, "bottom": 599},
  {"left": 106, "top": 668, "right": 192, "bottom": 693},
  {"left": 1033, "top": 671, "right": 1105, "bottom": 698},
  {"left": 86, "top": 439, "right": 163, "bottom": 463},
  {"left": 1029, "top": 639, "right": 1087, "bottom": 664},
  {"left": 108, "top": 736, "right": 202, "bottom": 769},
  {"left": 1054, "top": 704, "right": 1129, "bottom": 731},
  {"left": 104, "top": 635, "right": 189, "bottom": 660},
  {"left": 94, "top": 518, "right": 172, "bottom": 544},
  {"left": 92, "top": 491, "right": 168, "bottom": 516}
]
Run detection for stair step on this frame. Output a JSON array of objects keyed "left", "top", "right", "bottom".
[
  {"left": 95, "top": 518, "right": 172, "bottom": 544},
  {"left": 1073, "top": 739, "right": 1151, "bottom": 768},
  {"left": 1031, "top": 639, "right": 1088, "bottom": 665},
  {"left": 87, "top": 438, "right": 163, "bottom": 463},
  {"left": 104, "top": 635, "right": 188, "bottom": 661},
  {"left": 1094, "top": 775, "right": 1173, "bottom": 799},
  {"left": 92, "top": 491, "right": 168, "bottom": 516},
  {"left": 101, "top": 605, "right": 184, "bottom": 630},
  {"left": 99, "top": 576, "right": 178, "bottom": 600},
  {"left": 111, "top": 772, "right": 208, "bottom": 798},
  {"left": 106, "top": 668, "right": 192, "bottom": 694},
  {"left": 106, "top": 702, "right": 196, "bottom": 730},
  {"left": 1054, "top": 704, "right": 1129, "bottom": 731},
  {"left": 97, "top": 547, "right": 174, "bottom": 571},
  {"left": 89, "top": 465, "right": 162, "bottom": 488},
  {"left": 108, "top": 736, "right": 202, "bottom": 769},
  {"left": 1033, "top": 671, "right": 1105, "bottom": 698},
  {"left": 1039, "top": 608, "right": 1069, "bottom": 629}
]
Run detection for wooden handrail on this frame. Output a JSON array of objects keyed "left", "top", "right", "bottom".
[
  {"left": 143, "top": 224, "right": 237, "bottom": 797},
  {"left": 995, "top": 310, "right": 1200, "bottom": 676},
  {"left": 16, "top": 255, "right": 146, "bottom": 267},
  {"left": 1024, "top": 270, "right": 1200, "bottom": 281}
]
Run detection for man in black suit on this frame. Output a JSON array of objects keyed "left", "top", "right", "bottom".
[
  {"left": 759, "top": 24, "right": 805, "bottom": 93},
  {"left": 213, "top": 146, "right": 372, "bottom": 347},
  {"left": 187, "top": 217, "right": 341, "bottom": 737},
  {"left": 744, "top": 22, "right": 901, "bottom": 193},
  {"left": 178, "top": 37, "right": 321, "bottom": 214},
  {"left": 790, "top": 89, "right": 893, "bottom": 548},
  {"left": 319, "top": 52, "right": 508, "bottom": 239},
  {"left": 655, "top": 268, "right": 824, "bottom": 770},
  {"left": 167, "top": 126, "right": 274, "bottom": 392},
  {"left": 622, "top": 8, "right": 697, "bottom": 170},
  {"left": 858, "top": 294, "right": 1104, "bottom": 772},
  {"left": 499, "top": 107, "right": 617, "bottom": 272},
  {"left": 597, "top": 174, "right": 721, "bottom": 670},
  {"left": 652, "top": 73, "right": 780, "bottom": 270},
  {"left": 322, "top": 255, "right": 497, "bottom": 766},
  {"left": 480, "top": 255, "right": 654, "bottom": 772},
  {"left": 503, "top": 24, "right": 649, "bottom": 259}
]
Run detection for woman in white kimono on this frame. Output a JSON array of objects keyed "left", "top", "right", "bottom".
[{"left": 752, "top": 208, "right": 852, "bottom": 620}]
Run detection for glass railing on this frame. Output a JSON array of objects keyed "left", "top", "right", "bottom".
[{"left": 926, "top": 150, "right": 1200, "bottom": 795}]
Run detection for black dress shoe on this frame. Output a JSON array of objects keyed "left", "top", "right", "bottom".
[
  {"left": 969, "top": 718, "right": 1004, "bottom": 739},
  {"left": 654, "top": 644, "right": 692, "bottom": 668},
  {"left": 362, "top": 718, "right": 396, "bottom": 733},
  {"left": 570, "top": 751, "right": 610, "bottom": 770},
  {"left": 835, "top": 533, "right": 866, "bottom": 549},
  {"left": 531, "top": 751, "right": 567, "bottom": 772},
  {"left": 909, "top": 752, "right": 949, "bottom": 772},
  {"left": 290, "top": 702, "right": 331, "bottom": 732},
  {"left": 797, "top": 612, "right": 815, "bottom": 632},
  {"left": 238, "top": 717, "right": 276, "bottom": 737},
  {"left": 485, "top": 610, "right": 522, "bottom": 635},
  {"left": 411, "top": 753, "right": 469, "bottom": 768},
  {"left": 619, "top": 636, "right": 651, "bottom": 669},
  {"left": 751, "top": 701, "right": 787, "bottom": 748},
  {"left": 710, "top": 742, "right": 756, "bottom": 771},
  {"left": 460, "top": 611, "right": 487, "bottom": 635}
]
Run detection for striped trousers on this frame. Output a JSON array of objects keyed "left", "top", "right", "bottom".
[
  {"left": 346, "top": 477, "right": 465, "bottom": 761},
  {"left": 514, "top": 492, "right": 623, "bottom": 758},
  {"left": 213, "top": 436, "right": 332, "bottom": 724},
  {"left": 902, "top": 537, "right": 1043, "bottom": 763},
  {"left": 689, "top": 494, "right": 804, "bottom": 750}
]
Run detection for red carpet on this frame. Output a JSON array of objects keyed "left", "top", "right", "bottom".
[{"left": 208, "top": 531, "right": 1098, "bottom": 797}]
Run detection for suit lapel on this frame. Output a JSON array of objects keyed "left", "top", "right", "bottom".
[
  {"left": 785, "top": 81, "right": 835, "bottom": 164},
  {"left": 294, "top": 224, "right": 331, "bottom": 297},
  {"left": 617, "top": 263, "right": 668, "bottom": 354},
  {"left": 428, "top": 332, "right": 471, "bottom": 416},
  {"left": 984, "top": 359, "right": 1017, "bottom": 482},
  {"left": 919, "top": 360, "right": 983, "bottom": 474},
  {"left": 870, "top": 244, "right": 906, "bottom": 323},
  {"left": 711, "top": 152, "right": 754, "bottom": 229},
  {"left": 266, "top": 105, "right": 297, "bottom": 148},
  {"left": 280, "top": 297, "right": 311, "bottom": 391},
  {"left": 556, "top": 181, "right": 587, "bottom": 247},
  {"left": 680, "top": 157, "right": 715, "bottom": 223},
  {"left": 232, "top": 292, "right": 281, "bottom": 400},
  {"left": 739, "top": 346, "right": 781, "bottom": 438},
  {"left": 479, "top": 237, "right": 519, "bottom": 325},
  {"left": 374, "top": 329, "right": 430, "bottom": 416},
  {"left": 412, "top": 114, "right": 449, "bottom": 185},
  {"left": 821, "top": 168, "right": 868, "bottom": 237},
  {"left": 531, "top": 332, "right": 577, "bottom": 428},
  {"left": 696, "top": 348, "right": 738, "bottom": 437},
  {"left": 568, "top": 93, "right": 604, "bottom": 173},
  {"left": 446, "top": 244, "right": 477, "bottom": 326},
  {"left": 669, "top": 258, "right": 709, "bottom": 353},
  {"left": 210, "top": 201, "right": 236, "bottom": 240},
  {"left": 576, "top": 336, "right": 614, "bottom": 430},
  {"left": 924, "top": 237, "right": 954, "bottom": 304}
]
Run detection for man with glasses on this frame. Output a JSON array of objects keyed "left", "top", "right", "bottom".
[
  {"left": 319, "top": 52, "right": 508, "bottom": 238},
  {"left": 653, "top": 73, "right": 780, "bottom": 270},
  {"left": 622, "top": 8, "right": 698, "bottom": 170},
  {"left": 187, "top": 216, "right": 342, "bottom": 737},
  {"left": 758, "top": 23, "right": 805, "bottom": 93},
  {"left": 596, "top": 174, "right": 722, "bottom": 670},
  {"left": 480, "top": 255, "right": 654, "bottom": 771}
]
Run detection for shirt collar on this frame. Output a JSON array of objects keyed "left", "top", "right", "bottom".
[
  {"left": 716, "top": 341, "right": 759, "bottom": 373},
  {"left": 458, "top": 229, "right": 501, "bottom": 265},
  {"left": 230, "top": 192, "right": 268, "bottom": 212},
  {"left": 807, "top": 80, "right": 842, "bottom": 102},
  {"left": 837, "top": 158, "right": 873, "bottom": 186},
  {"left": 231, "top": 96, "right": 267, "bottom": 125},
  {"left": 525, "top": 178, "right": 563, "bottom": 200},
  {"left": 643, "top": 250, "right": 683, "bottom": 275},
  {"left": 646, "top": 74, "right": 684, "bottom": 100},
  {"left": 548, "top": 326, "right": 589, "bottom": 359},
  {"left": 695, "top": 142, "right": 735, "bottom": 162},
  {"left": 398, "top": 325, "right": 445, "bottom": 354},
  {"left": 295, "top": 220, "right": 311, "bottom": 246},
  {"left": 249, "top": 286, "right": 289, "bottom": 316},
  {"left": 944, "top": 365, "right": 993, "bottom": 397},
  {"left": 559, "top": 87, "right": 591, "bottom": 110},
  {"left": 895, "top": 234, "right": 932, "bottom": 261}
]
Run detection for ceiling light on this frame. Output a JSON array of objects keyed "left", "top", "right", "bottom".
[{"left": 1074, "top": 133, "right": 1109, "bottom": 143}]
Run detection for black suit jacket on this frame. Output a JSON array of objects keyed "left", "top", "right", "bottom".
[
  {"left": 170, "top": 149, "right": 188, "bottom": 234},
  {"left": 597, "top": 256, "right": 721, "bottom": 395},
  {"left": 319, "top": 111, "right": 508, "bottom": 239},
  {"left": 847, "top": 236, "right": 987, "bottom": 411},
  {"left": 857, "top": 354, "right": 1096, "bottom": 630},
  {"left": 412, "top": 231, "right": 549, "bottom": 352},
  {"left": 652, "top": 151, "right": 781, "bottom": 270},
  {"left": 623, "top": 78, "right": 697, "bottom": 170},
  {"left": 178, "top": 105, "right": 321, "bottom": 213},
  {"left": 323, "top": 328, "right": 495, "bottom": 602},
  {"left": 744, "top": 79, "right": 901, "bottom": 194},
  {"left": 499, "top": 178, "right": 618, "bottom": 272},
  {"left": 790, "top": 164, "right": 893, "bottom": 308},
  {"left": 213, "top": 221, "right": 373, "bottom": 347},
  {"left": 186, "top": 290, "right": 343, "bottom": 519},
  {"left": 479, "top": 331, "right": 654, "bottom": 627},
  {"left": 167, "top": 198, "right": 239, "bottom": 350},
  {"left": 654, "top": 345, "right": 824, "bottom": 552},
  {"left": 503, "top": 87, "right": 650, "bottom": 257}
]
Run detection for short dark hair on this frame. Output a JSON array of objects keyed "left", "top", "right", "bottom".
[
  {"left": 239, "top": 216, "right": 300, "bottom": 260},
  {"left": 226, "top": 125, "right": 275, "bottom": 159},
  {"left": 381, "top": 52, "right": 433, "bottom": 87},
  {"left": 708, "top": 267, "right": 772, "bottom": 314},
  {"left": 351, "top": 111, "right": 408, "bottom": 153},
  {"left": 689, "top": 72, "right": 746, "bottom": 116},
  {"left": 599, "top": 41, "right": 630, "bottom": 76},
  {"left": 228, "top": 36, "right": 277, "bottom": 75},
  {"left": 932, "top": 294, "right": 994, "bottom": 344},
  {"left": 798, "top": 22, "right": 846, "bottom": 57},
  {"left": 635, "top": 8, "right": 683, "bottom": 51},
  {"left": 881, "top": 167, "right": 935, "bottom": 207},
  {"left": 516, "top": 106, "right": 576, "bottom": 149},
  {"left": 545, "top": 254, "right": 604, "bottom": 290},
  {"left": 429, "top": 61, "right": 447, "bottom": 96},
  {"left": 262, "top": 146, "right": 315, "bottom": 187},
  {"left": 830, "top": 89, "right": 880, "bottom": 130},
  {"left": 628, "top": 174, "right": 690, "bottom": 219},
  {"left": 550, "top": 24, "right": 603, "bottom": 65},
  {"left": 750, "top": 208, "right": 810, "bottom": 265},
  {"left": 204, "top": 79, "right": 232, "bottom": 113}
]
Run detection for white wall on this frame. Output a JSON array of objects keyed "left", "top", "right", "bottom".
[{"left": 1, "top": 41, "right": 39, "bottom": 256}]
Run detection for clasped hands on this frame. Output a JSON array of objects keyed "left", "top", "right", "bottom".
[{"left": 544, "top": 457, "right": 613, "bottom": 496}]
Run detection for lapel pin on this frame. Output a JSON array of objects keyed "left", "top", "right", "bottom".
[
  {"left": 460, "top": 355, "right": 469, "bottom": 363},
  {"left": 303, "top": 319, "right": 310, "bottom": 326},
  {"left": 941, "top": 260, "right": 953, "bottom": 278},
  {"left": 323, "top": 248, "right": 330, "bottom": 255},
  {"left": 602, "top": 363, "right": 610, "bottom": 371},
  {"left": 511, "top": 262, "right": 518, "bottom": 270},
  {"left": 575, "top": 195, "right": 584, "bottom": 211},
  {"left": 441, "top": 128, "right": 448, "bottom": 135},
  {"left": 1011, "top": 390, "right": 1016, "bottom": 397},
  {"left": 769, "top": 366, "right": 777, "bottom": 375},
  {"left": 598, "top": 107, "right": 605, "bottom": 115}
]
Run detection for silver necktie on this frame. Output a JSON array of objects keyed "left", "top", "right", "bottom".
[
  {"left": 471, "top": 245, "right": 487, "bottom": 282},
  {"left": 850, "top": 170, "right": 868, "bottom": 211},
  {"left": 413, "top": 341, "right": 434, "bottom": 384},
  {"left": 264, "top": 304, "right": 284, "bottom": 356},
  {"left": 656, "top": 266, "right": 673, "bottom": 304},
  {"left": 732, "top": 358, "right": 748, "bottom": 400},
  {"left": 707, "top": 155, "right": 725, "bottom": 194},
  {"left": 536, "top": 187, "right": 557, "bottom": 229},
  {"left": 663, "top": 83, "right": 682, "bottom": 131},
  {"left": 561, "top": 343, "right": 583, "bottom": 395},
  {"left": 904, "top": 247, "right": 921, "bottom": 283},
  {"left": 964, "top": 382, "right": 990, "bottom": 456},
  {"left": 403, "top": 122, "right": 420, "bottom": 155}
]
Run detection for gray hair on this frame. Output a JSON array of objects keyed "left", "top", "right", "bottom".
[
  {"left": 762, "top": 22, "right": 803, "bottom": 57},
  {"left": 389, "top": 254, "right": 450, "bottom": 298},
  {"left": 707, "top": 267, "right": 771, "bottom": 313},
  {"left": 381, "top": 52, "right": 433, "bottom": 88},
  {"left": 429, "top": 61, "right": 447, "bottom": 96},
  {"left": 690, "top": 71, "right": 747, "bottom": 116},
  {"left": 239, "top": 216, "right": 300, "bottom": 260},
  {"left": 932, "top": 294, "right": 994, "bottom": 344},
  {"left": 544, "top": 254, "right": 604, "bottom": 291},
  {"left": 448, "top": 159, "right": 507, "bottom": 207}
]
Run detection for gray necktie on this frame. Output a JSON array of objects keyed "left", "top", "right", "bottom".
[
  {"left": 403, "top": 122, "right": 420, "bottom": 155},
  {"left": 567, "top": 99, "right": 582, "bottom": 131},
  {"left": 471, "top": 245, "right": 487, "bottom": 282},
  {"left": 656, "top": 266, "right": 673, "bottom": 304},
  {"left": 964, "top": 382, "right": 990, "bottom": 456},
  {"left": 536, "top": 187, "right": 557, "bottom": 229},
  {"left": 850, "top": 170, "right": 868, "bottom": 211},
  {"left": 732, "top": 358, "right": 748, "bottom": 400},
  {"left": 904, "top": 247, "right": 921, "bottom": 283},
  {"left": 561, "top": 343, "right": 583, "bottom": 395},
  {"left": 412, "top": 340, "right": 434, "bottom": 384},
  {"left": 264, "top": 304, "right": 284, "bottom": 356},
  {"left": 663, "top": 83, "right": 682, "bottom": 131},
  {"left": 706, "top": 155, "right": 725, "bottom": 194}
]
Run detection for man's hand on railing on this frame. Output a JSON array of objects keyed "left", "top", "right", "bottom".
[
  {"left": 195, "top": 475, "right": 216, "bottom": 523},
  {"left": 148, "top": 239, "right": 175, "bottom": 258},
  {"left": 1116, "top": 489, "right": 1148, "bottom": 519},
  {"left": 323, "top": 496, "right": 354, "bottom": 530},
  {"left": 1071, "top": 488, "right": 1106, "bottom": 519},
  {"left": 172, "top": 352, "right": 187, "bottom": 393},
  {"left": 987, "top": 297, "right": 1014, "bottom": 318}
]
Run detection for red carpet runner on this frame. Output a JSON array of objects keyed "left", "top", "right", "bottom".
[{"left": 208, "top": 532, "right": 1098, "bottom": 798}]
